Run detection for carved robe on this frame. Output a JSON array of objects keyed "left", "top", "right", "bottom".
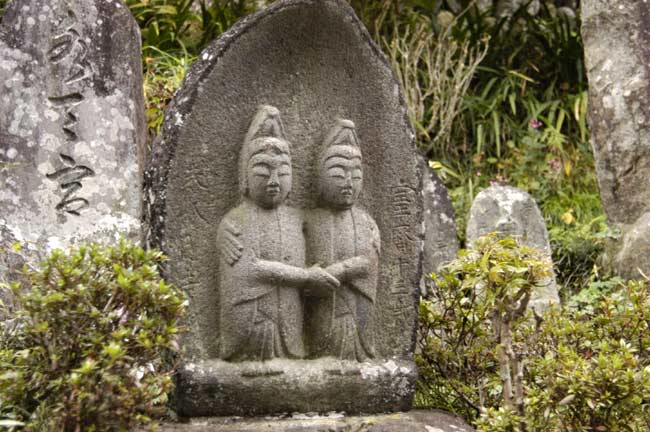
[
  {"left": 305, "top": 206, "right": 380, "bottom": 361},
  {"left": 218, "top": 201, "right": 306, "bottom": 361}
]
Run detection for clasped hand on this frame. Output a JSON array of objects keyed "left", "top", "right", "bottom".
[
  {"left": 221, "top": 221, "right": 340, "bottom": 295},
  {"left": 305, "top": 266, "right": 339, "bottom": 297}
]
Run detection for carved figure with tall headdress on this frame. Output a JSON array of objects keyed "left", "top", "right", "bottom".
[
  {"left": 217, "top": 105, "right": 339, "bottom": 361},
  {"left": 305, "top": 119, "right": 380, "bottom": 361}
]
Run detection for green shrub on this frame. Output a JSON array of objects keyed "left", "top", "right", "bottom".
[
  {"left": 125, "top": 0, "right": 262, "bottom": 56},
  {"left": 548, "top": 214, "right": 618, "bottom": 297},
  {"left": 127, "top": 0, "right": 202, "bottom": 54},
  {"left": 417, "top": 234, "right": 650, "bottom": 431},
  {"left": 143, "top": 47, "right": 194, "bottom": 140},
  {"left": 125, "top": 0, "right": 265, "bottom": 141},
  {"left": 416, "top": 233, "right": 550, "bottom": 422},
  {"left": 0, "top": 241, "right": 186, "bottom": 431},
  {"left": 504, "top": 278, "right": 650, "bottom": 431}
]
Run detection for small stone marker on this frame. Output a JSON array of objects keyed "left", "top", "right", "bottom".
[
  {"left": 582, "top": 0, "right": 650, "bottom": 278},
  {"left": 466, "top": 186, "right": 560, "bottom": 311},
  {"left": 422, "top": 170, "right": 458, "bottom": 291},
  {"left": 147, "top": 0, "right": 423, "bottom": 417},
  {"left": 0, "top": 0, "right": 145, "bottom": 287}
]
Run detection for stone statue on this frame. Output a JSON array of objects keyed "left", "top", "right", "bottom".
[
  {"left": 217, "top": 105, "right": 339, "bottom": 361},
  {"left": 305, "top": 119, "right": 380, "bottom": 361}
]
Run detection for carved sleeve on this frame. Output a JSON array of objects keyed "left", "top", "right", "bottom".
[{"left": 338, "top": 210, "right": 380, "bottom": 302}]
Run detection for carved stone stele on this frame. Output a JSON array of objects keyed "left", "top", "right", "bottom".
[
  {"left": 0, "top": 0, "right": 145, "bottom": 294},
  {"left": 147, "top": 0, "right": 422, "bottom": 417}
]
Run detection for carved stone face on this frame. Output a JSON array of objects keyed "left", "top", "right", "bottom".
[
  {"left": 247, "top": 149, "right": 292, "bottom": 209},
  {"left": 319, "top": 145, "right": 362, "bottom": 210}
]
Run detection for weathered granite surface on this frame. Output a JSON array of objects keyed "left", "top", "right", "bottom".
[
  {"left": 0, "top": 0, "right": 145, "bottom": 286},
  {"left": 609, "top": 212, "right": 650, "bottom": 279},
  {"left": 147, "top": 0, "right": 422, "bottom": 416},
  {"left": 422, "top": 170, "right": 458, "bottom": 292},
  {"left": 466, "top": 186, "right": 560, "bottom": 310},
  {"left": 582, "top": 0, "right": 650, "bottom": 278},
  {"left": 177, "top": 359, "right": 416, "bottom": 416},
  {"left": 150, "top": 410, "right": 474, "bottom": 432}
]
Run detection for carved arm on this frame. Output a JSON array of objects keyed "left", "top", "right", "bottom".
[
  {"left": 325, "top": 256, "right": 370, "bottom": 282},
  {"left": 252, "top": 259, "right": 340, "bottom": 291}
]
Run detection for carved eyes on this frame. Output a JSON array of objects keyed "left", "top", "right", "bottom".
[
  {"left": 328, "top": 167, "right": 345, "bottom": 179},
  {"left": 252, "top": 166, "right": 268, "bottom": 177},
  {"left": 252, "top": 165, "right": 291, "bottom": 178},
  {"left": 328, "top": 167, "right": 362, "bottom": 181}
]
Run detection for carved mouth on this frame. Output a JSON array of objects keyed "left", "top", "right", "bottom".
[{"left": 267, "top": 188, "right": 280, "bottom": 195}]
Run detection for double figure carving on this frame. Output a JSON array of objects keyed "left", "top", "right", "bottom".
[{"left": 217, "top": 106, "right": 380, "bottom": 362}]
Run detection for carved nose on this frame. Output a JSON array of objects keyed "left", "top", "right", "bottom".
[{"left": 268, "top": 171, "right": 279, "bottom": 186}]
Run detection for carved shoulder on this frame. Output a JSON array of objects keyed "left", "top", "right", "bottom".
[
  {"left": 216, "top": 205, "right": 251, "bottom": 266},
  {"left": 217, "top": 206, "right": 246, "bottom": 236}
]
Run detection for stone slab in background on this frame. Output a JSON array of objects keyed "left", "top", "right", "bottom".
[
  {"left": 466, "top": 186, "right": 560, "bottom": 310},
  {"left": 581, "top": 0, "right": 650, "bottom": 279},
  {"left": 422, "top": 170, "right": 458, "bottom": 291},
  {"left": 147, "top": 0, "right": 422, "bottom": 416},
  {"left": 0, "top": 0, "right": 145, "bottom": 288},
  {"left": 151, "top": 410, "right": 474, "bottom": 432}
]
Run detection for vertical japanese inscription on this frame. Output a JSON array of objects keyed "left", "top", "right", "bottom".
[
  {"left": 387, "top": 181, "right": 418, "bottom": 319},
  {"left": 46, "top": 9, "right": 95, "bottom": 219},
  {"left": 390, "top": 181, "right": 418, "bottom": 254}
]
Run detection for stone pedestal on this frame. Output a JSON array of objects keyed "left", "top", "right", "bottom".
[
  {"left": 177, "top": 359, "right": 416, "bottom": 417},
  {"left": 151, "top": 410, "right": 474, "bottom": 432}
]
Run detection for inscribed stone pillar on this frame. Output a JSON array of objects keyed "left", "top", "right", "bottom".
[
  {"left": 582, "top": 0, "right": 650, "bottom": 278},
  {"left": 422, "top": 170, "right": 458, "bottom": 295},
  {"left": 147, "top": 0, "right": 423, "bottom": 417},
  {"left": 0, "top": 0, "right": 145, "bottom": 295},
  {"left": 466, "top": 186, "right": 560, "bottom": 311}
]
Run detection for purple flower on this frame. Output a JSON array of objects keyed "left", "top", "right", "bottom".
[
  {"left": 530, "top": 119, "right": 543, "bottom": 129},
  {"left": 548, "top": 159, "right": 562, "bottom": 171},
  {"left": 490, "top": 175, "right": 508, "bottom": 186}
]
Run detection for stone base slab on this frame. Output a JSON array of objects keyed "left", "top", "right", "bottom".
[
  {"left": 176, "top": 358, "right": 417, "bottom": 417},
  {"left": 153, "top": 410, "right": 474, "bottom": 432}
]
